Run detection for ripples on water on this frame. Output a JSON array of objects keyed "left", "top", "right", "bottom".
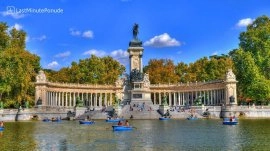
[{"left": 1, "top": 119, "right": 270, "bottom": 151}]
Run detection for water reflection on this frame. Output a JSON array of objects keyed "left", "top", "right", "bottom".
[
  {"left": 1, "top": 119, "right": 270, "bottom": 150},
  {"left": 0, "top": 122, "right": 37, "bottom": 151}
]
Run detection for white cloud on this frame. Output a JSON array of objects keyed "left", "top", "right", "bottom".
[
  {"left": 211, "top": 51, "right": 218, "bottom": 55},
  {"left": 110, "top": 49, "right": 129, "bottom": 58},
  {"left": 9, "top": 23, "right": 23, "bottom": 30},
  {"left": 83, "top": 49, "right": 107, "bottom": 57},
  {"left": 1, "top": 10, "right": 25, "bottom": 19},
  {"left": 69, "top": 28, "right": 81, "bottom": 36},
  {"left": 236, "top": 18, "right": 254, "bottom": 27},
  {"left": 82, "top": 30, "right": 94, "bottom": 38},
  {"left": 69, "top": 28, "right": 94, "bottom": 38},
  {"left": 110, "top": 49, "right": 129, "bottom": 65},
  {"left": 144, "top": 33, "right": 181, "bottom": 47},
  {"left": 55, "top": 51, "right": 71, "bottom": 58},
  {"left": 14, "top": 23, "right": 23, "bottom": 30},
  {"left": 33, "top": 35, "right": 47, "bottom": 41},
  {"left": 47, "top": 61, "right": 59, "bottom": 69}
]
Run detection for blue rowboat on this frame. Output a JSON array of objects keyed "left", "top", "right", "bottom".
[
  {"left": 187, "top": 116, "right": 198, "bottom": 120},
  {"left": 112, "top": 125, "right": 133, "bottom": 131},
  {"left": 106, "top": 119, "right": 123, "bottom": 123},
  {"left": 223, "top": 118, "right": 238, "bottom": 125},
  {"left": 159, "top": 117, "right": 170, "bottom": 120},
  {"left": 42, "top": 119, "right": 50, "bottom": 122},
  {"left": 79, "top": 120, "right": 95, "bottom": 125},
  {"left": 0, "top": 127, "right": 4, "bottom": 131},
  {"left": 52, "top": 119, "right": 61, "bottom": 122}
]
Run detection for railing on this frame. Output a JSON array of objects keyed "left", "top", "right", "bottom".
[
  {"left": 150, "top": 80, "right": 224, "bottom": 87},
  {"left": 47, "top": 82, "right": 116, "bottom": 88}
]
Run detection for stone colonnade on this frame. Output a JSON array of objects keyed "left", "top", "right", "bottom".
[
  {"left": 151, "top": 88, "right": 225, "bottom": 106},
  {"left": 46, "top": 91, "right": 115, "bottom": 107},
  {"left": 35, "top": 70, "right": 237, "bottom": 108}
]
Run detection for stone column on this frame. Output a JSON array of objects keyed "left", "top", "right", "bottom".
[
  {"left": 168, "top": 92, "right": 171, "bottom": 106},
  {"left": 86, "top": 93, "right": 89, "bottom": 106},
  {"left": 173, "top": 92, "right": 176, "bottom": 106},
  {"left": 153, "top": 93, "right": 156, "bottom": 105},
  {"left": 159, "top": 92, "right": 161, "bottom": 105},
  {"left": 73, "top": 92, "right": 76, "bottom": 107},
  {"left": 104, "top": 93, "right": 107, "bottom": 106},
  {"left": 95, "top": 93, "right": 97, "bottom": 107},
  {"left": 99, "top": 93, "right": 102, "bottom": 107},
  {"left": 90, "top": 93, "right": 92, "bottom": 107}
]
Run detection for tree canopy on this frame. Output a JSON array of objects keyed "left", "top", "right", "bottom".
[
  {"left": 144, "top": 57, "right": 233, "bottom": 84},
  {"left": 45, "top": 55, "right": 125, "bottom": 84},
  {"left": 230, "top": 15, "right": 270, "bottom": 103},
  {"left": 0, "top": 22, "right": 41, "bottom": 108}
]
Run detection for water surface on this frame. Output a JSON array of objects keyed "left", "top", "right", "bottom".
[{"left": 0, "top": 119, "right": 270, "bottom": 151}]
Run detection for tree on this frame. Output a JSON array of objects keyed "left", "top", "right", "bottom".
[
  {"left": 230, "top": 48, "right": 270, "bottom": 103},
  {"left": 175, "top": 62, "right": 188, "bottom": 83},
  {"left": 45, "top": 55, "right": 125, "bottom": 84},
  {"left": 144, "top": 59, "right": 179, "bottom": 84},
  {"left": 239, "top": 15, "right": 270, "bottom": 79},
  {"left": 0, "top": 22, "right": 40, "bottom": 108},
  {"left": 230, "top": 15, "right": 270, "bottom": 103}
]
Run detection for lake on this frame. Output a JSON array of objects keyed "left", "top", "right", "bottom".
[{"left": 0, "top": 119, "right": 270, "bottom": 151}]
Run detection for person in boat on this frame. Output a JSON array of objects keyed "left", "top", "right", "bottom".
[
  {"left": 117, "top": 120, "right": 122, "bottom": 126},
  {"left": 124, "top": 120, "right": 129, "bottom": 126},
  {"left": 229, "top": 116, "right": 233, "bottom": 122},
  {"left": 0, "top": 121, "right": 4, "bottom": 127},
  {"left": 232, "top": 115, "right": 236, "bottom": 122}
]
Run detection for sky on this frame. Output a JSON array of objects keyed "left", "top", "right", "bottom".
[{"left": 0, "top": 0, "right": 270, "bottom": 71}]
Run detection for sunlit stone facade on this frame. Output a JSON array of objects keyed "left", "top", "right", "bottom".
[{"left": 35, "top": 40, "right": 237, "bottom": 108}]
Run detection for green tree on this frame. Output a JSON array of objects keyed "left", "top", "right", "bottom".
[
  {"left": 0, "top": 22, "right": 40, "bottom": 108},
  {"left": 175, "top": 62, "right": 188, "bottom": 83},
  {"left": 230, "top": 15, "right": 270, "bottom": 103},
  {"left": 45, "top": 55, "right": 125, "bottom": 84}
]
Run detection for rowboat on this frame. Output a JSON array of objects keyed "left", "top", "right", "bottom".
[
  {"left": 187, "top": 116, "right": 198, "bottom": 120},
  {"left": 42, "top": 118, "right": 50, "bottom": 122},
  {"left": 159, "top": 117, "right": 170, "bottom": 120},
  {"left": 112, "top": 125, "right": 133, "bottom": 131},
  {"left": 106, "top": 118, "right": 123, "bottom": 123},
  {"left": 79, "top": 120, "right": 95, "bottom": 125},
  {"left": 223, "top": 118, "right": 238, "bottom": 125},
  {"left": 52, "top": 119, "right": 62, "bottom": 122}
]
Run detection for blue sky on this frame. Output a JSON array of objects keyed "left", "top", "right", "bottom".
[{"left": 1, "top": 0, "right": 270, "bottom": 71}]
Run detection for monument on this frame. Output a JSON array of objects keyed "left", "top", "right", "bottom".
[{"left": 128, "top": 23, "right": 152, "bottom": 105}]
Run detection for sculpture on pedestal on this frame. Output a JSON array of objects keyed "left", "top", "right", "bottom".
[{"left": 129, "top": 23, "right": 142, "bottom": 47}]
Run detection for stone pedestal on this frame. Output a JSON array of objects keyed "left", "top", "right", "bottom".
[
  {"left": 159, "top": 105, "right": 170, "bottom": 115},
  {"left": 130, "top": 89, "right": 152, "bottom": 105},
  {"left": 114, "top": 106, "right": 122, "bottom": 115},
  {"left": 75, "top": 107, "right": 87, "bottom": 118}
]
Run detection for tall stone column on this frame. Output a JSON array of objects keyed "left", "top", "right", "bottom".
[
  {"left": 169, "top": 92, "right": 172, "bottom": 106},
  {"left": 35, "top": 70, "right": 48, "bottom": 106},
  {"left": 224, "top": 69, "right": 238, "bottom": 105},
  {"left": 159, "top": 93, "right": 161, "bottom": 105},
  {"left": 95, "top": 93, "right": 97, "bottom": 107},
  {"left": 110, "top": 93, "right": 112, "bottom": 106}
]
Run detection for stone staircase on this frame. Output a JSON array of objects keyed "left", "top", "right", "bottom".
[
  {"left": 117, "top": 104, "right": 161, "bottom": 119},
  {"left": 74, "top": 105, "right": 205, "bottom": 120}
]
